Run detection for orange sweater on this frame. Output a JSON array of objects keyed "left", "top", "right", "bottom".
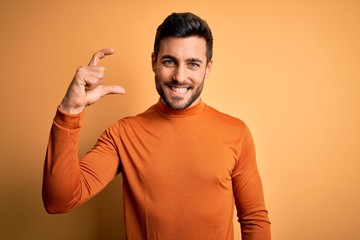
[{"left": 43, "top": 100, "right": 271, "bottom": 239}]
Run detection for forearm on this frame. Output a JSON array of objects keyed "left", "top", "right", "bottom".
[
  {"left": 42, "top": 108, "right": 121, "bottom": 214},
  {"left": 234, "top": 169, "right": 271, "bottom": 239},
  {"left": 42, "top": 108, "right": 85, "bottom": 214},
  {"left": 236, "top": 173, "right": 271, "bottom": 240},
  {"left": 240, "top": 209, "right": 271, "bottom": 240}
]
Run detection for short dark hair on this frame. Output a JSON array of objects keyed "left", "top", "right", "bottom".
[{"left": 153, "top": 12, "right": 213, "bottom": 62}]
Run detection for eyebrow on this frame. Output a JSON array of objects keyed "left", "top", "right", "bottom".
[
  {"left": 161, "top": 55, "right": 203, "bottom": 64},
  {"left": 188, "top": 58, "right": 203, "bottom": 64},
  {"left": 161, "top": 55, "right": 177, "bottom": 61}
]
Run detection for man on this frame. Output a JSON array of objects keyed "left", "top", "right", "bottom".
[{"left": 43, "top": 12, "right": 271, "bottom": 239}]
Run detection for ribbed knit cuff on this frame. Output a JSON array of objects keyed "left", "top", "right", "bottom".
[{"left": 54, "top": 107, "right": 84, "bottom": 129}]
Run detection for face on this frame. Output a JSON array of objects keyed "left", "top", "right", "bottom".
[{"left": 152, "top": 36, "right": 212, "bottom": 110}]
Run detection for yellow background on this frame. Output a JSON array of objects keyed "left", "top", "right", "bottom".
[{"left": 1, "top": 0, "right": 359, "bottom": 239}]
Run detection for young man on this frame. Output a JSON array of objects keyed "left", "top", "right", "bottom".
[{"left": 43, "top": 12, "right": 271, "bottom": 239}]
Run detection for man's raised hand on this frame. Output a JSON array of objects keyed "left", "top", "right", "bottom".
[{"left": 59, "top": 48, "right": 126, "bottom": 114}]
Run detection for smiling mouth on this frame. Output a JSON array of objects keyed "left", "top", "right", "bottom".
[{"left": 168, "top": 86, "right": 191, "bottom": 94}]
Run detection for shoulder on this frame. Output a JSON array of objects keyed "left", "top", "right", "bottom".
[
  {"left": 204, "top": 104, "right": 247, "bottom": 129},
  {"left": 203, "top": 105, "right": 254, "bottom": 155},
  {"left": 117, "top": 104, "right": 160, "bottom": 128}
]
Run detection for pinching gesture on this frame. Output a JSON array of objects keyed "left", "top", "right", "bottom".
[{"left": 59, "top": 48, "right": 126, "bottom": 114}]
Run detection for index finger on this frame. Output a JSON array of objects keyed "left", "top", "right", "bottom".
[{"left": 88, "top": 48, "right": 115, "bottom": 66}]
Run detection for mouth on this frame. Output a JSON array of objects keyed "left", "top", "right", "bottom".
[{"left": 168, "top": 85, "right": 191, "bottom": 94}]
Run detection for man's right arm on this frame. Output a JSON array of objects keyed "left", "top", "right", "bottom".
[{"left": 42, "top": 49, "right": 125, "bottom": 213}]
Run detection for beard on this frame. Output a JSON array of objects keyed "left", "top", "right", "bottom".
[{"left": 155, "top": 75, "right": 205, "bottom": 110}]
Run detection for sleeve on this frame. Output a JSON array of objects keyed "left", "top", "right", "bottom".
[
  {"left": 42, "top": 107, "right": 121, "bottom": 214},
  {"left": 232, "top": 125, "right": 271, "bottom": 240}
]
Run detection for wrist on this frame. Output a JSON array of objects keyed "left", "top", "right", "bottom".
[
  {"left": 59, "top": 101, "right": 85, "bottom": 115},
  {"left": 55, "top": 106, "right": 84, "bottom": 129}
]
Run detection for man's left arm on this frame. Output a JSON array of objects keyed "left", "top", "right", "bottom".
[{"left": 232, "top": 125, "right": 271, "bottom": 240}]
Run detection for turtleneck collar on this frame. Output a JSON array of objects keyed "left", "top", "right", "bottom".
[{"left": 155, "top": 98, "right": 206, "bottom": 117}]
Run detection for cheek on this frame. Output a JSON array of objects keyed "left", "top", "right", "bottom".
[
  {"left": 191, "top": 71, "right": 206, "bottom": 83},
  {"left": 155, "top": 65, "right": 163, "bottom": 75},
  {"left": 155, "top": 66, "right": 173, "bottom": 79}
]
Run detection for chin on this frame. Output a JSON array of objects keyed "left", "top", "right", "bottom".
[{"left": 163, "top": 96, "right": 197, "bottom": 110}]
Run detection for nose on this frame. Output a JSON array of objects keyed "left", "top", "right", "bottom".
[{"left": 172, "top": 64, "right": 187, "bottom": 83}]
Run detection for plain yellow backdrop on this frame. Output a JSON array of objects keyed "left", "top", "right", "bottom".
[{"left": 1, "top": 0, "right": 359, "bottom": 239}]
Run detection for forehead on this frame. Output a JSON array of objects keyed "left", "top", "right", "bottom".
[{"left": 158, "top": 36, "right": 207, "bottom": 59}]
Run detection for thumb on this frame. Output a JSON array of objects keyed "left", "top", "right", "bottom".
[{"left": 101, "top": 85, "right": 126, "bottom": 96}]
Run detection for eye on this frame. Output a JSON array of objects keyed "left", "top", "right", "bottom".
[
  {"left": 188, "top": 62, "right": 200, "bottom": 68},
  {"left": 163, "top": 59, "right": 175, "bottom": 66}
]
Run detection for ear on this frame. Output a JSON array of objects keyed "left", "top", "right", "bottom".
[
  {"left": 151, "top": 52, "right": 156, "bottom": 73},
  {"left": 204, "top": 59, "right": 213, "bottom": 79}
]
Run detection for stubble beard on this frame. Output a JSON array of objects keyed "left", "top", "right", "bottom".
[{"left": 155, "top": 76, "right": 205, "bottom": 110}]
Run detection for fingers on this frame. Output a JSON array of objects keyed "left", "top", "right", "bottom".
[
  {"left": 76, "top": 65, "right": 105, "bottom": 90},
  {"left": 88, "top": 48, "right": 115, "bottom": 66}
]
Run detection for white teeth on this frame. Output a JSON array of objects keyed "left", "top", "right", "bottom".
[{"left": 172, "top": 87, "right": 188, "bottom": 94}]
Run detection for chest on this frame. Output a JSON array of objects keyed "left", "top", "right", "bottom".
[{"left": 119, "top": 118, "right": 239, "bottom": 189}]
